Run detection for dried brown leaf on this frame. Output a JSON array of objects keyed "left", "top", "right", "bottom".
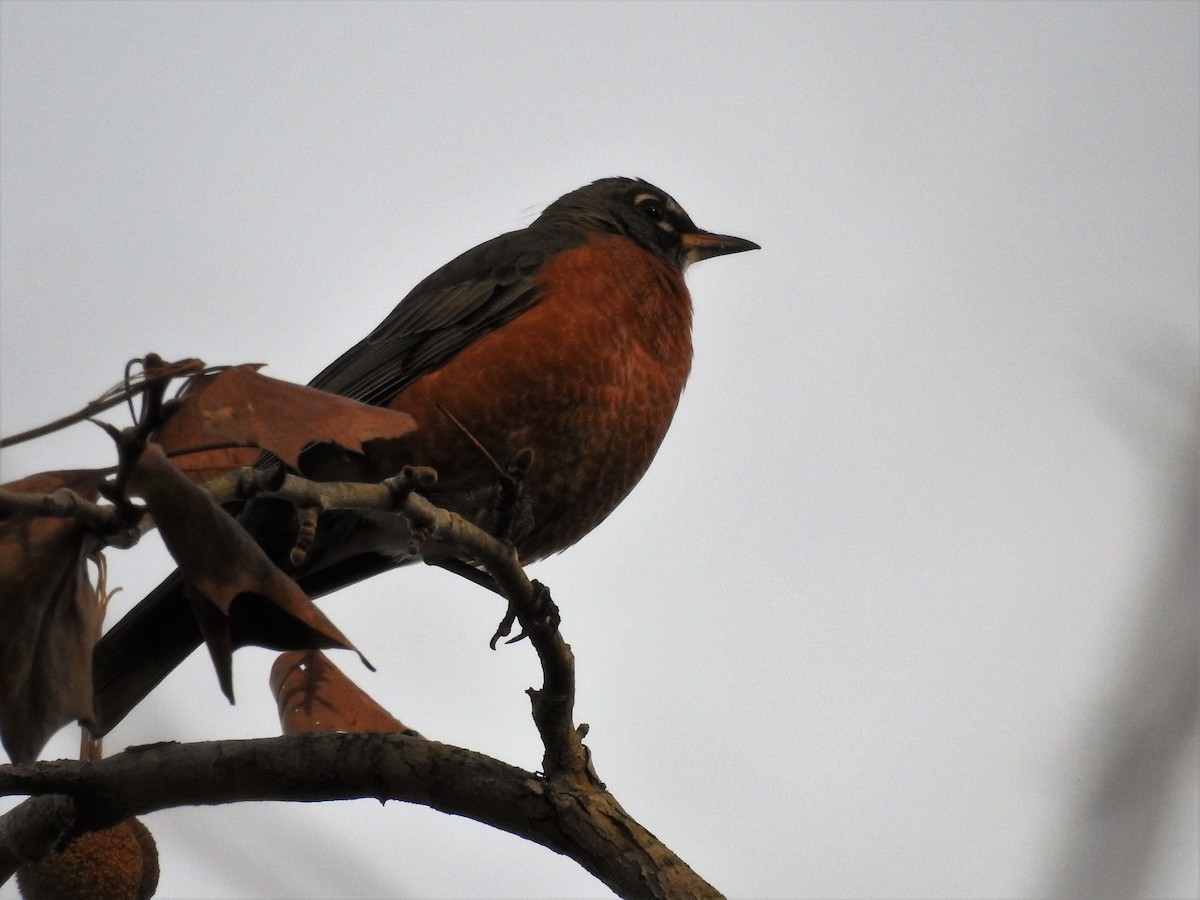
[
  {"left": 271, "top": 650, "right": 415, "bottom": 735},
  {"left": 155, "top": 365, "right": 418, "bottom": 477},
  {"left": 159, "top": 446, "right": 262, "bottom": 485},
  {"left": 0, "top": 471, "right": 105, "bottom": 762},
  {"left": 127, "top": 444, "right": 367, "bottom": 702}
]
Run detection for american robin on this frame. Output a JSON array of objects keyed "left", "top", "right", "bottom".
[{"left": 91, "top": 177, "right": 758, "bottom": 733}]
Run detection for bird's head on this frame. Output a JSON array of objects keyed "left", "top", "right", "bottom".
[{"left": 537, "top": 177, "right": 759, "bottom": 272}]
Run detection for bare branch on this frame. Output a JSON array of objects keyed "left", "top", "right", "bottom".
[
  {"left": 0, "top": 735, "right": 723, "bottom": 898},
  {"left": 0, "top": 488, "right": 121, "bottom": 534},
  {"left": 204, "top": 464, "right": 588, "bottom": 781}
]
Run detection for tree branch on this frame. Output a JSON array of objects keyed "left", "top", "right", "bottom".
[{"left": 0, "top": 734, "right": 722, "bottom": 898}]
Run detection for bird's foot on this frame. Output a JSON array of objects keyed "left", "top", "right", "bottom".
[{"left": 490, "top": 579, "right": 559, "bottom": 649}]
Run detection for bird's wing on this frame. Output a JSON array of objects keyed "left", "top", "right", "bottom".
[{"left": 308, "top": 226, "right": 584, "bottom": 405}]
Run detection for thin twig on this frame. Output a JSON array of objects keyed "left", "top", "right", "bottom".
[{"left": 0, "top": 357, "right": 205, "bottom": 450}]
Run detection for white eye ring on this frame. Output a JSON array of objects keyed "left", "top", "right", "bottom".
[{"left": 634, "top": 194, "right": 667, "bottom": 222}]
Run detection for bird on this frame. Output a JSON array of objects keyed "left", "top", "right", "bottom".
[{"left": 90, "top": 176, "right": 759, "bottom": 734}]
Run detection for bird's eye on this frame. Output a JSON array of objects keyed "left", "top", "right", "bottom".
[{"left": 636, "top": 197, "right": 667, "bottom": 222}]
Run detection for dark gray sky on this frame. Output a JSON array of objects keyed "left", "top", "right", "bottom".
[{"left": 2, "top": 2, "right": 1197, "bottom": 897}]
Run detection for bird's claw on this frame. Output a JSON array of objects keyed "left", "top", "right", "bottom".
[
  {"left": 488, "top": 580, "right": 559, "bottom": 649},
  {"left": 490, "top": 605, "right": 518, "bottom": 649}
]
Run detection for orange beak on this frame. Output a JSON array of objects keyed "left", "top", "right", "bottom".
[{"left": 681, "top": 230, "right": 760, "bottom": 267}]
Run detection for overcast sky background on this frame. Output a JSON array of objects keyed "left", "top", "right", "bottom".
[{"left": 1, "top": 3, "right": 1197, "bottom": 898}]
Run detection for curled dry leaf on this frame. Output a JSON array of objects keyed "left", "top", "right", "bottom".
[
  {"left": 271, "top": 650, "right": 417, "bottom": 736},
  {"left": 127, "top": 443, "right": 368, "bottom": 702},
  {"left": 0, "top": 471, "right": 105, "bottom": 763},
  {"left": 155, "top": 365, "right": 418, "bottom": 481}
]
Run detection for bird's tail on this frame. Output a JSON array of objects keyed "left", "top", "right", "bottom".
[{"left": 91, "top": 571, "right": 200, "bottom": 736}]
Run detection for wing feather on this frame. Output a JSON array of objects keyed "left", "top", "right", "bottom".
[{"left": 308, "top": 226, "right": 583, "bottom": 406}]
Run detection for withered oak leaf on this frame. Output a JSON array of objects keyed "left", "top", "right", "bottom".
[
  {"left": 0, "top": 470, "right": 106, "bottom": 762},
  {"left": 128, "top": 443, "right": 368, "bottom": 702},
  {"left": 154, "top": 365, "right": 418, "bottom": 481},
  {"left": 271, "top": 650, "right": 416, "bottom": 736}
]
